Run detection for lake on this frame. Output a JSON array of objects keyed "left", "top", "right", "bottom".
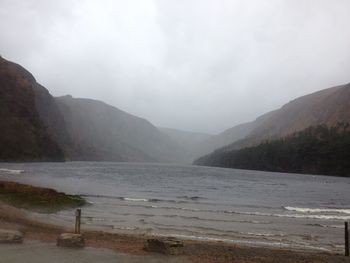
[{"left": 0, "top": 162, "right": 349, "bottom": 253}]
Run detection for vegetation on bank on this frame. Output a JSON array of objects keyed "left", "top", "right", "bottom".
[
  {"left": 0, "top": 181, "right": 86, "bottom": 212},
  {"left": 195, "top": 123, "right": 350, "bottom": 177}
]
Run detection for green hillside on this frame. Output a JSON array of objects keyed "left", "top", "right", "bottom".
[{"left": 195, "top": 123, "right": 350, "bottom": 177}]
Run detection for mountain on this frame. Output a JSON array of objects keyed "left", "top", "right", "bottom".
[
  {"left": 195, "top": 124, "right": 350, "bottom": 177},
  {"left": 0, "top": 56, "right": 187, "bottom": 163},
  {"left": 195, "top": 110, "right": 278, "bottom": 157},
  {"left": 55, "top": 95, "right": 186, "bottom": 163},
  {"left": 195, "top": 83, "right": 350, "bottom": 173},
  {"left": 33, "top": 83, "right": 78, "bottom": 158},
  {"left": 0, "top": 56, "right": 64, "bottom": 161},
  {"left": 236, "top": 84, "right": 350, "bottom": 149},
  {"left": 3, "top": 54, "right": 349, "bottom": 166}
]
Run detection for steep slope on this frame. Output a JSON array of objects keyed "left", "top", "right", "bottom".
[
  {"left": 33, "top": 83, "right": 78, "bottom": 158},
  {"left": 242, "top": 84, "right": 350, "bottom": 147},
  {"left": 55, "top": 96, "right": 186, "bottom": 163},
  {"left": 0, "top": 56, "right": 64, "bottom": 161},
  {"left": 191, "top": 110, "right": 277, "bottom": 159},
  {"left": 195, "top": 124, "right": 350, "bottom": 177},
  {"left": 0, "top": 56, "right": 190, "bottom": 163},
  {"left": 223, "top": 83, "right": 349, "bottom": 152},
  {"left": 195, "top": 83, "right": 350, "bottom": 170},
  {"left": 192, "top": 122, "right": 254, "bottom": 159}
]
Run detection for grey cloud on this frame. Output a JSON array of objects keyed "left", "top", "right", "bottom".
[{"left": 1, "top": 0, "right": 350, "bottom": 133}]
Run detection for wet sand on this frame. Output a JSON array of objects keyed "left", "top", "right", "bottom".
[
  {"left": 0, "top": 240, "right": 190, "bottom": 263},
  {"left": 1, "top": 202, "right": 350, "bottom": 263}
]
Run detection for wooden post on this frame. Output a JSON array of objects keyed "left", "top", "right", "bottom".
[
  {"left": 346, "top": 222, "right": 349, "bottom": 257},
  {"left": 75, "top": 209, "right": 81, "bottom": 234}
]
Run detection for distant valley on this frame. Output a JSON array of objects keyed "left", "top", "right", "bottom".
[
  {"left": 0, "top": 56, "right": 208, "bottom": 163},
  {"left": 0, "top": 55, "right": 349, "bottom": 176}
]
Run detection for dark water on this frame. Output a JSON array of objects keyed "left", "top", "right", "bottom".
[{"left": 0, "top": 162, "right": 349, "bottom": 252}]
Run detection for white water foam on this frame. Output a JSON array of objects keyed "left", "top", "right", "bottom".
[
  {"left": 101, "top": 201, "right": 350, "bottom": 220},
  {"left": 123, "top": 197, "right": 149, "bottom": 202},
  {"left": 284, "top": 206, "right": 350, "bottom": 215},
  {"left": 0, "top": 168, "right": 25, "bottom": 174},
  {"left": 237, "top": 211, "right": 350, "bottom": 220},
  {"left": 245, "top": 232, "right": 285, "bottom": 237}
]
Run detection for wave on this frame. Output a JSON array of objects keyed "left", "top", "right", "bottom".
[
  {"left": 224, "top": 209, "right": 350, "bottom": 220},
  {"left": 306, "top": 223, "right": 343, "bottom": 229},
  {"left": 82, "top": 194, "right": 186, "bottom": 204},
  {"left": 245, "top": 232, "right": 285, "bottom": 237},
  {"left": 0, "top": 168, "right": 25, "bottom": 174},
  {"left": 123, "top": 197, "right": 149, "bottom": 202},
  {"left": 161, "top": 214, "right": 271, "bottom": 224},
  {"left": 150, "top": 222, "right": 282, "bottom": 239},
  {"left": 152, "top": 221, "right": 241, "bottom": 235},
  {"left": 84, "top": 194, "right": 278, "bottom": 213},
  {"left": 82, "top": 194, "right": 143, "bottom": 201},
  {"left": 284, "top": 206, "right": 350, "bottom": 215},
  {"left": 153, "top": 233, "right": 330, "bottom": 252},
  {"left": 234, "top": 211, "right": 350, "bottom": 220},
  {"left": 82, "top": 194, "right": 350, "bottom": 221},
  {"left": 83, "top": 199, "right": 350, "bottom": 220},
  {"left": 113, "top": 226, "right": 139, "bottom": 231},
  {"left": 177, "top": 195, "right": 204, "bottom": 201}
]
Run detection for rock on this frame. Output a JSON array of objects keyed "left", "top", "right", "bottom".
[
  {"left": 144, "top": 237, "right": 184, "bottom": 255},
  {"left": 0, "top": 229, "right": 23, "bottom": 244},
  {"left": 57, "top": 233, "right": 84, "bottom": 248}
]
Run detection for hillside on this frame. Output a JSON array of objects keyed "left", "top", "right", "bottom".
[
  {"left": 55, "top": 96, "right": 187, "bottom": 163},
  {"left": 195, "top": 110, "right": 277, "bottom": 158},
  {"left": 228, "top": 84, "right": 350, "bottom": 151},
  {"left": 195, "top": 124, "right": 350, "bottom": 177},
  {"left": 2, "top": 55, "right": 349, "bottom": 166},
  {"left": 0, "top": 56, "right": 64, "bottom": 161},
  {"left": 0, "top": 56, "right": 187, "bottom": 163},
  {"left": 195, "top": 84, "right": 350, "bottom": 175},
  {"left": 198, "top": 83, "right": 350, "bottom": 156}
]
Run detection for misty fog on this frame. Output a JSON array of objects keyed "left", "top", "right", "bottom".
[{"left": 1, "top": 0, "right": 350, "bottom": 133}]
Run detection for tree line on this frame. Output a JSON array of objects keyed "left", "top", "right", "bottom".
[{"left": 195, "top": 123, "right": 350, "bottom": 177}]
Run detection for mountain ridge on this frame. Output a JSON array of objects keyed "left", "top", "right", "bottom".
[
  {"left": 195, "top": 124, "right": 350, "bottom": 177},
  {"left": 1, "top": 55, "right": 349, "bottom": 167},
  {"left": 0, "top": 56, "right": 188, "bottom": 163},
  {"left": 194, "top": 83, "right": 350, "bottom": 174},
  {"left": 55, "top": 95, "right": 187, "bottom": 162}
]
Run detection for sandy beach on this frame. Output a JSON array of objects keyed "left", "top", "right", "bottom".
[
  {"left": 0, "top": 240, "right": 190, "bottom": 263},
  {"left": 1, "top": 200, "right": 349, "bottom": 263}
]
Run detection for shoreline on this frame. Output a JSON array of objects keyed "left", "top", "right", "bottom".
[
  {"left": 0, "top": 180, "right": 86, "bottom": 212},
  {"left": 1, "top": 202, "right": 349, "bottom": 262}
]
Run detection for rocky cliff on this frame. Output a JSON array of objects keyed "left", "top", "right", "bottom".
[{"left": 0, "top": 56, "right": 64, "bottom": 161}]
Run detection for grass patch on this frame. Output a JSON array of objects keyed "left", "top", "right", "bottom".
[{"left": 0, "top": 181, "right": 86, "bottom": 213}]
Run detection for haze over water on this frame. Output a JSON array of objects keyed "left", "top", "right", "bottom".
[{"left": 0, "top": 162, "right": 349, "bottom": 252}]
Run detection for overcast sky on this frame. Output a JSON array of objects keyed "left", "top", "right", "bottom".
[{"left": 1, "top": 0, "right": 350, "bottom": 133}]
